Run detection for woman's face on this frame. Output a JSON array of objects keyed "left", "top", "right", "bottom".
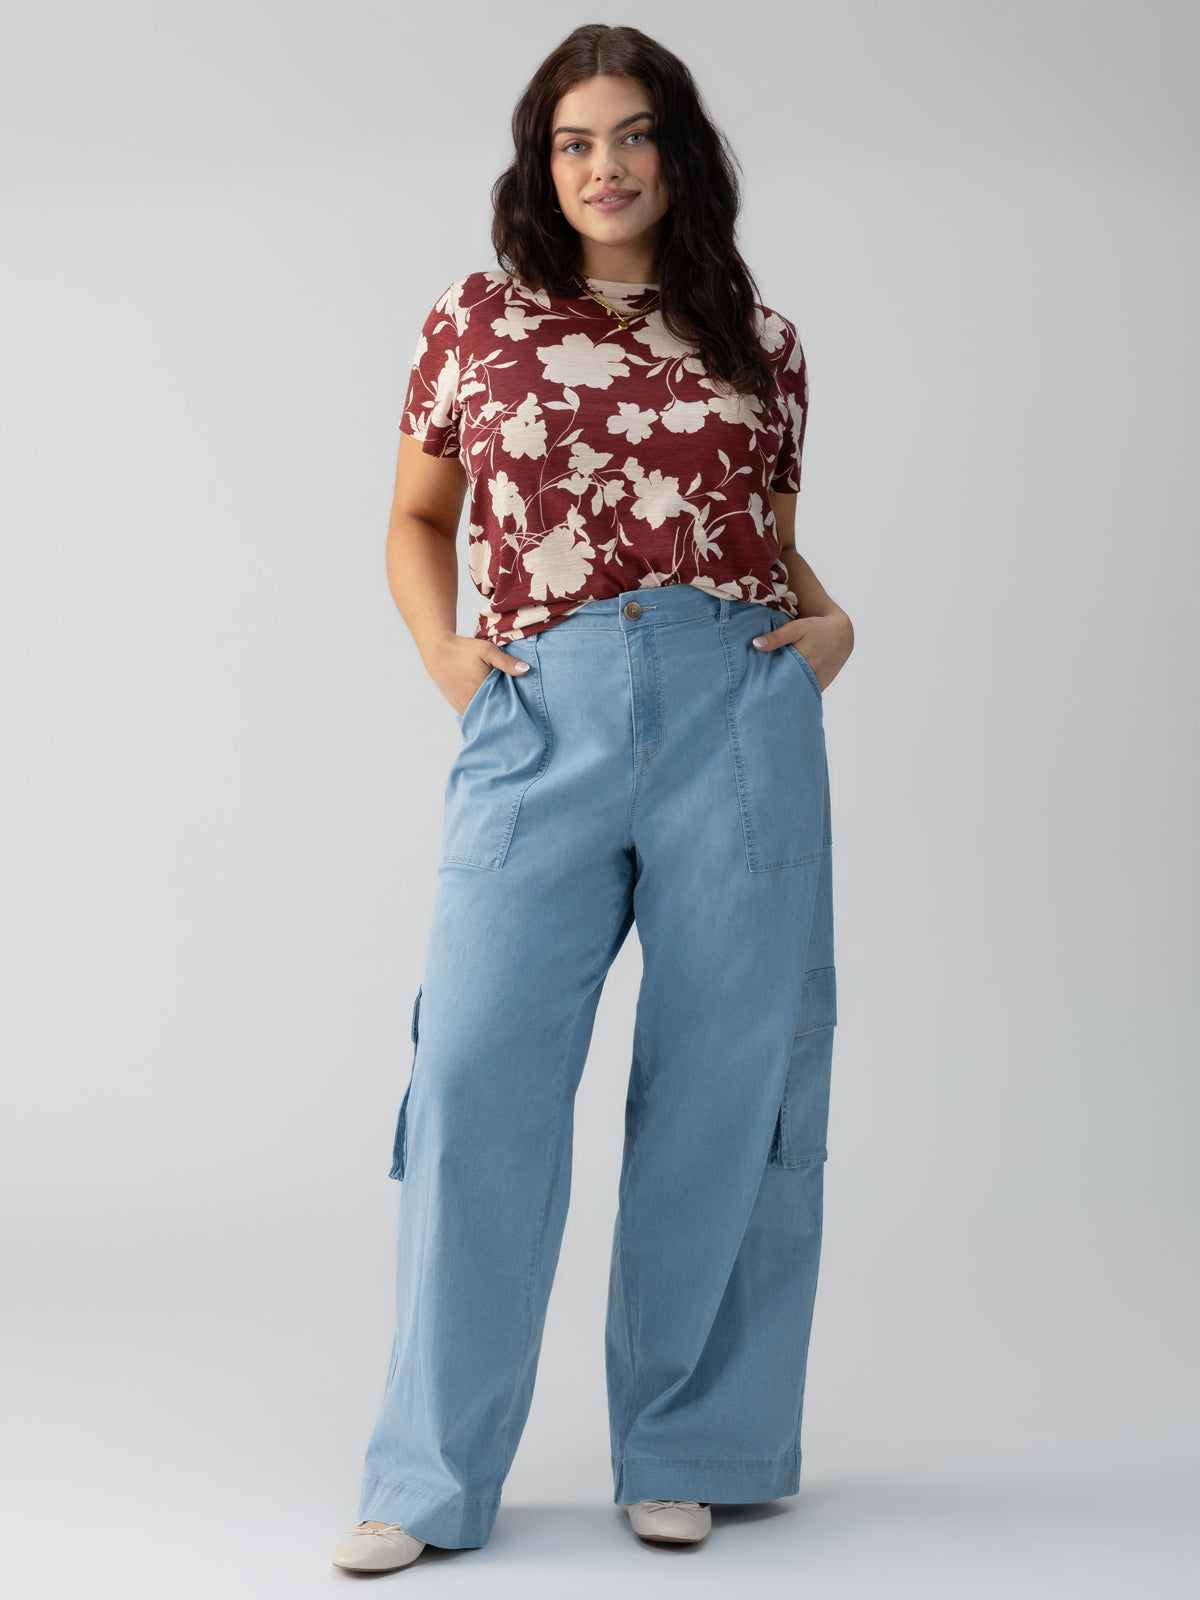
[{"left": 548, "top": 74, "right": 670, "bottom": 264}]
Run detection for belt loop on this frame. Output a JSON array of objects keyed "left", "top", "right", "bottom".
[{"left": 719, "top": 596, "right": 731, "bottom": 623}]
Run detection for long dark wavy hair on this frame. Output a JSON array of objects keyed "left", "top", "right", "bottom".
[{"left": 491, "top": 24, "right": 776, "bottom": 405}]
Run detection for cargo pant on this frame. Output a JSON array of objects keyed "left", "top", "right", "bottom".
[{"left": 356, "top": 581, "right": 837, "bottom": 1548}]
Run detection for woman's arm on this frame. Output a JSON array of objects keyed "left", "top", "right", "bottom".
[
  {"left": 384, "top": 433, "right": 530, "bottom": 715},
  {"left": 759, "top": 489, "right": 854, "bottom": 692}
]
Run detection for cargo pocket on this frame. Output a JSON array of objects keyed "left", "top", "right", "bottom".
[
  {"left": 769, "top": 965, "right": 837, "bottom": 1168},
  {"left": 388, "top": 983, "right": 422, "bottom": 1181}
]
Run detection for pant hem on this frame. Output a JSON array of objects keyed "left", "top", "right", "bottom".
[
  {"left": 357, "top": 1475, "right": 501, "bottom": 1549},
  {"left": 612, "top": 1449, "right": 802, "bottom": 1506}
]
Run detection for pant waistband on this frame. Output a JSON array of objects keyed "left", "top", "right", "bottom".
[{"left": 543, "top": 584, "right": 776, "bottom": 634}]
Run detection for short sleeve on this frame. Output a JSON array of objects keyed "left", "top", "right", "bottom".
[
  {"left": 769, "top": 318, "right": 809, "bottom": 494},
  {"left": 399, "top": 279, "right": 464, "bottom": 458}
]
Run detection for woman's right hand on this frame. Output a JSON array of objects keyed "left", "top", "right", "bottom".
[{"left": 426, "top": 633, "right": 530, "bottom": 719}]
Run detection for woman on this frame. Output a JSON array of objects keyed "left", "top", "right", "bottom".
[{"left": 331, "top": 22, "right": 853, "bottom": 1572}]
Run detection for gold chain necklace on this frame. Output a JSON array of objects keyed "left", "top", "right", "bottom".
[{"left": 571, "top": 270, "right": 661, "bottom": 331}]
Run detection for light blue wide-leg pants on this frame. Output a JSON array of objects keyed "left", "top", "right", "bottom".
[{"left": 356, "top": 583, "right": 837, "bottom": 1547}]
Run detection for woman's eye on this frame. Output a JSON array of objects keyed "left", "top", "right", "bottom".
[{"left": 560, "top": 131, "right": 652, "bottom": 155}]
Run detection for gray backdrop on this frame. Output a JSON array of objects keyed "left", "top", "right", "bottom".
[{"left": 2, "top": 2, "right": 1197, "bottom": 1595}]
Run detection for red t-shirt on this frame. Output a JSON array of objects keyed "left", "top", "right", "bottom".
[{"left": 398, "top": 268, "right": 809, "bottom": 643}]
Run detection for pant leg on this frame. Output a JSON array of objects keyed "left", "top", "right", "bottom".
[
  {"left": 602, "top": 592, "right": 838, "bottom": 1506},
  {"left": 357, "top": 626, "right": 637, "bottom": 1548}
]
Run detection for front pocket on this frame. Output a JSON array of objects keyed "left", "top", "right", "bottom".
[
  {"left": 780, "top": 639, "right": 823, "bottom": 701},
  {"left": 456, "top": 666, "right": 499, "bottom": 726},
  {"left": 388, "top": 983, "right": 422, "bottom": 1181},
  {"left": 768, "top": 965, "right": 837, "bottom": 1168},
  {"left": 724, "top": 609, "right": 831, "bottom": 871},
  {"left": 441, "top": 638, "right": 552, "bottom": 870}
]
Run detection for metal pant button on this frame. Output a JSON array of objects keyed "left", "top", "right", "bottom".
[{"left": 623, "top": 600, "right": 643, "bottom": 620}]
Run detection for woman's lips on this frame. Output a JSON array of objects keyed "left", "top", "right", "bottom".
[{"left": 586, "top": 192, "right": 638, "bottom": 212}]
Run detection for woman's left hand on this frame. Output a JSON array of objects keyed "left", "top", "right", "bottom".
[{"left": 751, "top": 608, "right": 854, "bottom": 694}]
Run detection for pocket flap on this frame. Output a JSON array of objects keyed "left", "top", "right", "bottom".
[
  {"left": 390, "top": 984, "right": 423, "bottom": 1181},
  {"left": 796, "top": 965, "right": 836, "bottom": 1035},
  {"left": 410, "top": 983, "right": 423, "bottom": 1043},
  {"left": 770, "top": 965, "right": 837, "bottom": 1168}
]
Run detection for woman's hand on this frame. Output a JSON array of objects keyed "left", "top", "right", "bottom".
[
  {"left": 751, "top": 607, "right": 854, "bottom": 694},
  {"left": 424, "top": 633, "right": 530, "bottom": 718}
]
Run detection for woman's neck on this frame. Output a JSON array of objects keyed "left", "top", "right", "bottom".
[{"left": 574, "top": 247, "right": 659, "bottom": 285}]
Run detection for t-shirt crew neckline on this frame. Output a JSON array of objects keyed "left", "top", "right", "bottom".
[{"left": 579, "top": 277, "right": 660, "bottom": 293}]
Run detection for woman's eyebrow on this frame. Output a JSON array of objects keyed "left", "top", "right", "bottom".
[{"left": 551, "top": 111, "right": 654, "bottom": 137}]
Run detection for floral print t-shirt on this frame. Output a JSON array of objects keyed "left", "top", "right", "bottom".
[{"left": 398, "top": 268, "right": 809, "bottom": 643}]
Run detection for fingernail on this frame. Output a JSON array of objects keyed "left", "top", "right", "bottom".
[
  {"left": 514, "top": 661, "right": 530, "bottom": 671},
  {"left": 752, "top": 637, "right": 769, "bottom": 648}
]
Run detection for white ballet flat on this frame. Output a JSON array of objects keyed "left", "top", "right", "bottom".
[
  {"left": 330, "top": 1520, "right": 427, "bottom": 1570},
  {"left": 625, "top": 1499, "right": 712, "bottom": 1542}
]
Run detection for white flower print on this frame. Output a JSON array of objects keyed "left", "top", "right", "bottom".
[
  {"left": 511, "top": 277, "right": 551, "bottom": 310},
  {"left": 630, "top": 311, "right": 697, "bottom": 361},
  {"left": 746, "top": 492, "right": 767, "bottom": 537},
  {"left": 489, "top": 470, "right": 528, "bottom": 531},
  {"left": 556, "top": 440, "right": 628, "bottom": 516},
  {"left": 508, "top": 602, "right": 552, "bottom": 635},
  {"left": 523, "top": 510, "right": 596, "bottom": 600},
  {"left": 428, "top": 348, "right": 460, "bottom": 431},
  {"left": 700, "top": 377, "right": 766, "bottom": 432},
  {"left": 500, "top": 393, "right": 547, "bottom": 460},
  {"left": 477, "top": 604, "right": 506, "bottom": 637},
  {"left": 438, "top": 278, "right": 470, "bottom": 338},
  {"left": 624, "top": 458, "right": 687, "bottom": 529},
  {"left": 689, "top": 505, "right": 725, "bottom": 561},
  {"left": 566, "top": 440, "right": 613, "bottom": 477},
  {"left": 784, "top": 391, "right": 806, "bottom": 447},
  {"left": 607, "top": 402, "right": 657, "bottom": 443},
  {"left": 536, "top": 332, "right": 630, "bottom": 389},
  {"left": 491, "top": 305, "right": 551, "bottom": 342},
  {"left": 467, "top": 525, "right": 492, "bottom": 593},
  {"left": 659, "top": 399, "right": 710, "bottom": 434},
  {"left": 755, "top": 308, "right": 787, "bottom": 354},
  {"left": 690, "top": 574, "right": 747, "bottom": 600}
]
